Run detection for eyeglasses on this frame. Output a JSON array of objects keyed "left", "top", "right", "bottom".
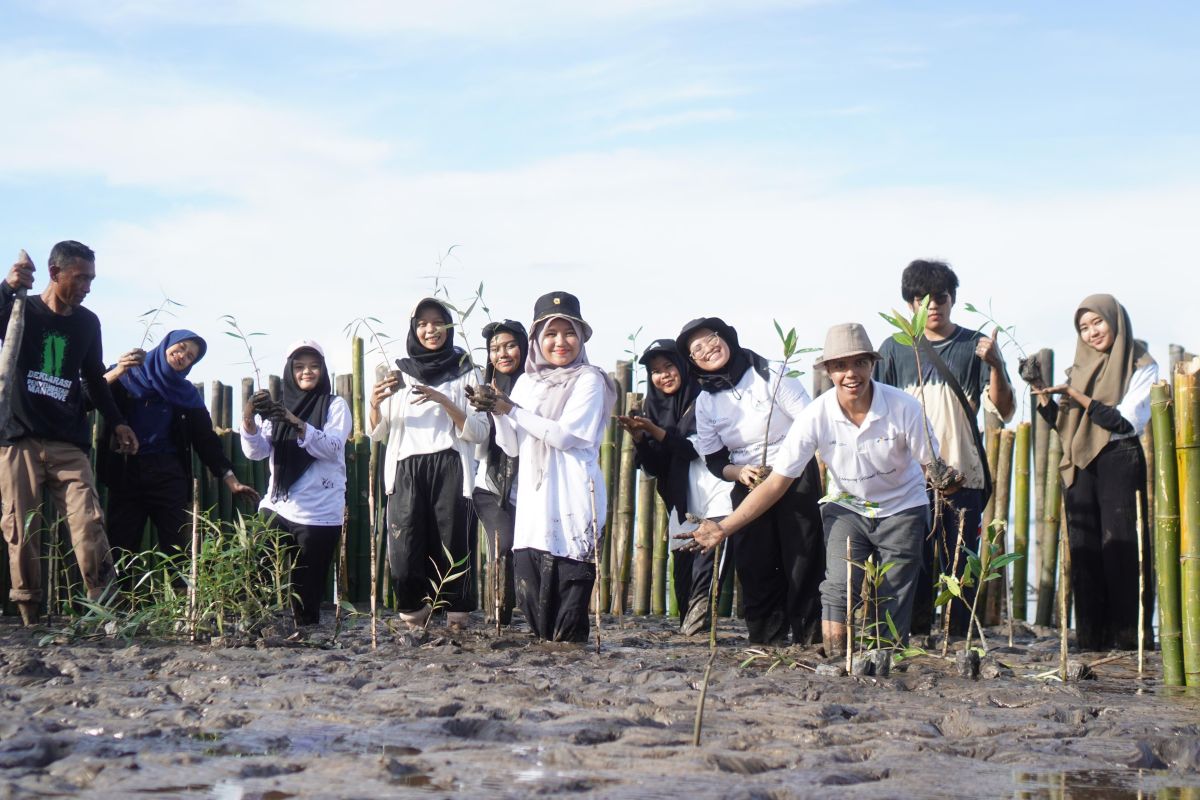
[
  {"left": 925, "top": 292, "right": 952, "bottom": 307},
  {"left": 688, "top": 333, "right": 722, "bottom": 360}
]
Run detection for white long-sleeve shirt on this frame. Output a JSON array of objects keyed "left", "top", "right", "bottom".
[
  {"left": 493, "top": 368, "right": 609, "bottom": 561},
  {"left": 1111, "top": 362, "right": 1158, "bottom": 441},
  {"left": 369, "top": 369, "right": 488, "bottom": 497},
  {"left": 241, "top": 397, "right": 351, "bottom": 527},
  {"left": 693, "top": 362, "right": 812, "bottom": 466}
]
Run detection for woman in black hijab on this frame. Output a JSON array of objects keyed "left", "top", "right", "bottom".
[
  {"left": 468, "top": 320, "right": 529, "bottom": 626},
  {"left": 242, "top": 340, "right": 350, "bottom": 625},
  {"left": 618, "top": 339, "right": 733, "bottom": 634},
  {"left": 368, "top": 298, "right": 488, "bottom": 630},
  {"left": 676, "top": 317, "right": 825, "bottom": 646}
]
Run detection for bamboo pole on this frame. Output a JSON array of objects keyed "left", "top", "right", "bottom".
[
  {"left": 981, "top": 426, "right": 1002, "bottom": 529},
  {"left": 367, "top": 437, "right": 379, "bottom": 649},
  {"left": 1176, "top": 358, "right": 1200, "bottom": 686},
  {"left": 1036, "top": 429, "right": 1063, "bottom": 626},
  {"left": 1136, "top": 489, "right": 1145, "bottom": 676},
  {"left": 666, "top": 551, "right": 678, "bottom": 618},
  {"left": 218, "top": 431, "right": 233, "bottom": 523},
  {"left": 1151, "top": 381, "right": 1184, "bottom": 685},
  {"left": 596, "top": 412, "right": 616, "bottom": 613},
  {"left": 222, "top": 383, "right": 233, "bottom": 430},
  {"left": 1012, "top": 422, "right": 1031, "bottom": 621},
  {"left": 351, "top": 336, "right": 365, "bottom": 439},
  {"left": 189, "top": 479, "right": 199, "bottom": 642},
  {"left": 268, "top": 374, "right": 282, "bottom": 402},
  {"left": 633, "top": 470, "right": 654, "bottom": 615},
  {"left": 610, "top": 390, "right": 638, "bottom": 616},
  {"left": 982, "top": 427, "right": 1011, "bottom": 625},
  {"left": 1058, "top": 502, "right": 1069, "bottom": 679},
  {"left": 845, "top": 535, "right": 853, "bottom": 674},
  {"left": 1031, "top": 349, "right": 1054, "bottom": 618},
  {"left": 651, "top": 493, "right": 669, "bottom": 616}
]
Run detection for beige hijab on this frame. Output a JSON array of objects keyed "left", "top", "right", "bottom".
[{"left": 1058, "top": 294, "right": 1154, "bottom": 487}]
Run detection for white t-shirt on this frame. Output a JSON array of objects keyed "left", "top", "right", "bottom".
[
  {"left": 668, "top": 443, "right": 735, "bottom": 551},
  {"left": 493, "top": 368, "right": 610, "bottom": 561},
  {"left": 1112, "top": 362, "right": 1158, "bottom": 441},
  {"left": 241, "top": 396, "right": 351, "bottom": 527},
  {"left": 369, "top": 368, "right": 488, "bottom": 497},
  {"left": 694, "top": 362, "right": 811, "bottom": 466},
  {"left": 771, "top": 381, "right": 937, "bottom": 518}
]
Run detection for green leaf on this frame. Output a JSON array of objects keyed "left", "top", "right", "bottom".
[
  {"left": 892, "top": 333, "right": 914, "bottom": 347},
  {"left": 878, "top": 311, "right": 901, "bottom": 328},
  {"left": 774, "top": 319, "right": 785, "bottom": 341},
  {"left": 934, "top": 589, "right": 955, "bottom": 607},
  {"left": 963, "top": 302, "right": 978, "bottom": 313},
  {"left": 785, "top": 370, "right": 801, "bottom": 378},
  {"left": 943, "top": 575, "right": 962, "bottom": 598},
  {"left": 885, "top": 610, "right": 900, "bottom": 640}
]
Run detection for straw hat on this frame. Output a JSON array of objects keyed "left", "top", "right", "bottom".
[{"left": 813, "top": 323, "right": 880, "bottom": 368}]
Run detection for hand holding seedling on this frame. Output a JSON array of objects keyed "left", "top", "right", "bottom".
[
  {"left": 112, "top": 424, "right": 139, "bottom": 455},
  {"left": 369, "top": 374, "right": 402, "bottom": 410},
  {"left": 734, "top": 464, "right": 771, "bottom": 489},
  {"left": 6, "top": 252, "right": 34, "bottom": 291},
  {"left": 466, "top": 382, "right": 514, "bottom": 415},
  {"left": 109, "top": 348, "right": 146, "bottom": 379}
]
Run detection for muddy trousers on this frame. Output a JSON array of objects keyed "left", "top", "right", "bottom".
[
  {"left": 672, "top": 525, "right": 733, "bottom": 634},
  {"left": 512, "top": 547, "right": 595, "bottom": 642},
  {"left": 472, "top": 487, "right": 516, "bottom": 625},
  {"left": 104, "top": 453, "right": 191, "bottom": 558},
  {"left": 910, "top": 487, "right": 984, "bottom": 637},
  {"left": 819, "top": 504, "right": 927, "bottom": 643},
  {"left": 730, "top": 458, "right": 825, "bottom": 645},
  {"left": 386, "top": 450, "right": 471, "bottom": 613},
  {"left": 1064, "top": 437, "right": 1152, "bottom": 651},
  {"left": 0, "top": 438, "right": 114, "bottom": 603},
  {"left": 264, "top": 514, "right": 340, "bottom": 625}
]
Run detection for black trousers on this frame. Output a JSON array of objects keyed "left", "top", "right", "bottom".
[
  {"left": 672, "top": 525, "right": 734, "bottom": 634},
  {"left": 105, "top": 452, "right": 191, "bottom": 557},
  {"left": 513, "top": 547, "right": 595, "bottom": 642},
  {"left": 1064, "top": 437, "right": 1153, "bottom": 651},
  {"left": 910, "top": 487, "right": 985, "bottom": 637},
  {"left": 473, "top": 487, "right": 516, "bottom": 624},
  {"left": 731, "top": 458, "right": 825, "bottom": 645},
  {"left": 265, "top": 514, "right": 340, "bottom": 625},
  {"left": 386, "top": 449, "right": 471, "bottom": 613}
]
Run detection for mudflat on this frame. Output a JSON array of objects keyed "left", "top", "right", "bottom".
[{"left": 1, "top": 614, "right": 1198, "bottom": 799}]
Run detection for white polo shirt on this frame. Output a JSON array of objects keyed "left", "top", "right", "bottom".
[{"left": 771, "top": 380, "right": 937, "bottom": 518}]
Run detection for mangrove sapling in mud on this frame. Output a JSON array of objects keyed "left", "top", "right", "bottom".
[
  {"left": 935, "top": 519, "right": 1022, "bottom": 660},
  {"left": 961, "top": 301, "right": 1040, "bottom": 387},
  {"left": 40, "top": 511, "right": 297, "bottom": 645},
  {"left": 417, "top": 544, "right": 471, "bottom": 633},
  {"left": 753, "top": 322, "right": 818, "bottom": 486},
  {"left": 692, "top": 539, "right": 725, "bottom": 746}
]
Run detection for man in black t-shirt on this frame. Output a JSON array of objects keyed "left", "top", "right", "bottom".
[
  {"left": 0, "top": 242, "right": 139, "bottom": 625},
  {"left": 875, "top": 260, "right": 1014, "bottom": 638}
]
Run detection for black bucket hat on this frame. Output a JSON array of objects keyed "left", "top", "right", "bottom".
[
  {"left": 637, "top": 338, "right": 681, "bottom": 367},
  {"left": 531, "top": 291, "right": 593, "bottom": 342},
  {"left": 674, "top": 316, "right": 740, "bottom": 360}
]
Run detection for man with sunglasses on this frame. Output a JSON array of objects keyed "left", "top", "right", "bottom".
[{"left": 875, "top": 259, "right": 1014, "bottom": 640}]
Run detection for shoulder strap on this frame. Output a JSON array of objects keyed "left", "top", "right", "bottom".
[{"left": 917, "top": 336, "right": 993, "bottom": 502}]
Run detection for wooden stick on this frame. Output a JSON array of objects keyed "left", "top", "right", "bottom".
[
  {"left": 1136, "top": 489, "right": 1145, "bottom": 677},
  {"left": 189, "top": 479, "right": 200, "bottom": 642},
  {"left": 588, "top": 479, "right": 603, "bottom": 655},
  {"left": 334, "top": 507, "right": 348, "bottom": 625},
  {"left": 693, "top": 539, "right": 725, "bottom": 747},
  {"left": 942, "top": 509, "right": 966, "bottom": 657},
  {"left": 493, "top": 526, "right": 502, "bottom": 635},
  {"left": 845, "top": 534, "right": 853, "bottom": 675},
  {"left": 1059, "top": 498, "right": 1069, "bottom": 681},
  {"left": 368, "top": 441, "right": 379, "bottom": 650}
]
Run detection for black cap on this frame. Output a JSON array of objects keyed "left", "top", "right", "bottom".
[
  {"left": 638, "top": 338, "right": 680, "bottom": 366},
  {"left": 531, "top": 291, "right": 592, "bottom": 342},
  {"left": 675, "top": 316, "right": 738, "bottom": 359},
  {"left": 481, "top": 319, "right": 528, "bottom": 343}
]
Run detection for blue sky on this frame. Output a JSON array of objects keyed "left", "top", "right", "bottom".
[{"left": 1, "top": 0, "right": 1197, "bottom": 411}]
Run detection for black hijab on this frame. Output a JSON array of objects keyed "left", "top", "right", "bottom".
[
  {"left": 639, "top": 339, "right": 699, "bottom": 436},
  {"left": 482, "top": 320, "right": 529, "bottom": 503},
  {"left": 675, "top": 316, "right": 771, "bottom": 394},
  {"left": 397, "top": 298, "right": 472, "bottom": 385},
  {"left": 271, "top": 344, "right": 334, "bottom": 502}
]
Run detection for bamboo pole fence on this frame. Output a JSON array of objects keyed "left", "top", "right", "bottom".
[
  {"left": 1176, "top": 359, "right": 1200, "bottom": 686},
  {"left": 1151, "top": 381, "right": 1184, "bottom": 684},
  {"left": 1012, "top": 422, "right": 1031, "bottom": 621}
]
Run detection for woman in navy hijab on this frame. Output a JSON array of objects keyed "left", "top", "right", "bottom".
[{"left": 99, "top": 330, "right": 259, "bottom": 557}]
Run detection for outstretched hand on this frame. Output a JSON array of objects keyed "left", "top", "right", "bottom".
[{"left": 674, "top": 519, "right": 728, "bottom": 554}]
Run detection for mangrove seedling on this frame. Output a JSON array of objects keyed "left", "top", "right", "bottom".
[
  {"left": 219, "top": 314, "right": 266, "bottom": 387},
  {"left": 962, "top": 300, "right": 1042, "bottom": 386},
  {"left": 934, "top": 519, "right": 1022, "bottom": 656},
  {"left": 753, "top": 321, "right": 818, "bottom": 487},
  {"left": 421, "top": 544, "right": 471, "bottom": 632},
  {"left": 137, "top": 293, "right": 185, "bottom": 349},
  {"left": 344, "top": 316, "right": 397, "bottom": 374}
]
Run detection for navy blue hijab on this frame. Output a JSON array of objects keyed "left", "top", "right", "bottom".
[{"left": 118, "top": 329, "right": 206, "bottom": 409}]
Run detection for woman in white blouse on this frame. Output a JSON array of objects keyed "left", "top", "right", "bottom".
[
  {"left": 486, "top": 291, "right": 616, "bottom": 642},
  {"left": 369, "top": 299, "right": 487, "bottom": 630},
  {"left": 242, "top": 340, "right": 350, "bottom": 626},
  {"left": 676, "top": 317, "right": 825, "bottom": 646},
  {"left": 1027, "top": 294, "right": 1158, "bottom": 651}
]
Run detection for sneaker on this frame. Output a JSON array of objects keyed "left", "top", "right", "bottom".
[{"left": 398, "top": 604, "right": 432, "bottom": 630}]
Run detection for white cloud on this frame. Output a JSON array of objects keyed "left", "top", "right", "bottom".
[{"left": 606, "top": 108, "right": 739, "bottom": 134}]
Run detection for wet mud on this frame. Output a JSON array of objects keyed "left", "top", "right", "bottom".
[{"left": 1, "top": 613, "right": 1199, "bottom": 798}]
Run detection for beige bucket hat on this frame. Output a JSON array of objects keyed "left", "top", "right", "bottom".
[{"left": 813, "top": 323, "right": 881, "bottom": 368}]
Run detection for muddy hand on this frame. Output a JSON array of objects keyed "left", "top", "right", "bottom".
[
  {"left": 250, "top": 390, "right": 274, "bottom": 417},
  {"left": 6, "top": 250, "right": 34, "bottom": 291},
  {"left": 465, "top": 383, "right": 497, "bottom": 412},
  {"left": 113, "top": 424, "right": 139, "bottom": 455}
]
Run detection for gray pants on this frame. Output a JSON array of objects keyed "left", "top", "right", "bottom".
[{"left": 819, "top": 503, "right": 928, "bottom": 642}]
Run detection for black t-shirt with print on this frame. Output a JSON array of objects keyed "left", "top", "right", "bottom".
[{"left": 0, "top": 288, "right": 126, "bottom": 450}]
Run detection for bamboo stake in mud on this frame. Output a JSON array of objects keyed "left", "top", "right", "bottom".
[
  {"left": 845, "top": 535, "right": 853, "bottom": 675},
  {"left": 368, "top": 436, "right": 379, "bottom": 650},
  {"left": 1176, "top": 358, "right": 1200, "bottom": 687},
  {"left": 986, "top": 429, "right": 1015, "bottom": 627},
  {"left": 693, "top": 539, "right": 725, "bottom": 747},
  {"left": 1058, "top": 499, "right": 1070, "bottom": 681},
  {"left": 1013, "top": 422, "right": 1032, "bottom": 622},
  {"left": 1037, "top": 429, "right": 1064, "bottom": 626},
  {"left": 1136, "top": 489, "right": 1145, "bottom": 676},
  {"left": 189, "top": 479, "right": 200, "bottom": 642},
  {"left": 335, "top": 507, "right": 348, "bottom": 625},
  {"left": 1151, "top": 381, "right": 1184, "bottom": 685},
  {"left": 588, "top": 478, "right": 603, "bottom": 655},
  {"left": 633, "top": 470, "right": 654, "bottom": 615},
  {"left": 492, "top": 525, "right": 502, "bottom": 635},
  {"left": 651, "top": 493, "right": 669, "bottom": 617}
]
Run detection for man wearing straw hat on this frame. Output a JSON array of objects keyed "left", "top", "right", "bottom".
[{"left": 680, "top": 323, "right": 937, "bottom": 654}]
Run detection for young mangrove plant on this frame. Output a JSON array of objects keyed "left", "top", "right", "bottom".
[
  {"left": 753, "top": 321, "right": 817, "bottom": 486},
  {"left": 138, "top": 293, "right": 185, "bottom": 349},
  {"left": 421, "top": 544, "right": 471, "bottom": 632},
  {"left": 344, "top": 316, "right": 398, "bottom": 374},
  {"left": 220, "top": 314, "right": 266, "bottom": 387},
  {"left": 961, "top": 300, "right": 1040, "bottom": 386},
  {"left": 934, "top": 519, "right": 1021, "bottom": 657}
]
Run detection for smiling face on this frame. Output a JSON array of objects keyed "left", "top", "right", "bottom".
[
  {"left": 166, "top": 339, "right": 201, "bottom": 372},
  {"left": 291, "top": 352, "right": 323, "bottom": 391},
  {"left": 686, "top": 328, "right": 731, "bottom": 372},
  {"left": 539, "top": 317, "right": 580, "bottom": 367},
  {"left": 824, "top": 354, "right": 876, "bottom": 407},
  {"left": 414, "top": 307, "right": 449, "bottom": 351},
  {"left": 488, "top": 331, "right": 522, "bottom": 375},
  {"left": 1077, "top": 310, "right": 1114, "bottom": 353},
  {"left": 647, "top": 354, "right": 682, "bottom": 396}
]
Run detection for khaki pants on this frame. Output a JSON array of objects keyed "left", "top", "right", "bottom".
[{"left": 0, "top": 438, "right": 114, "bottom": 603}]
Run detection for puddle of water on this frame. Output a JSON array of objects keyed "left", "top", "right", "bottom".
[{"left": 1015, "top": 770, "right": 1200, "bottom": 799}]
